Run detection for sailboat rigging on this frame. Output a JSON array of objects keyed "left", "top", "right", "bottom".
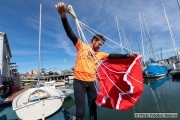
[
  {"left": 115, "top": 16, "right": 124, "bottom": 54},
  {"left": 139, "top": 11, "right": 168, "bottom": 78},
  {"left": 161, "top": 0, "right": 180, "bottom": 77},
  {"left": 161, "top": 0, "right": 179, "bottom": 59}
]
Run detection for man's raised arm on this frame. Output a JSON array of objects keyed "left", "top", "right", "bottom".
[{"left": 55, "top": 2, "right": 78, "bottom": 45}]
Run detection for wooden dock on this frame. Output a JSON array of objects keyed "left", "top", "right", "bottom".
[{"left": 4, "top": 85, "right": 31, "bottom": 102}]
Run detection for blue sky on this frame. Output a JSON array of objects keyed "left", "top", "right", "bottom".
[{"left": 0, "top": 0, "right": 180, "bottom": 74}]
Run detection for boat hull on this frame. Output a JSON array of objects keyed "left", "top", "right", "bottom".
[
  {"left": 170, "top": 68, "right": 180, "bottom": 77},
  {"left": 15, "top": 98, "right": 62, "bottom": 120},
  {"left": 12, "top": 87, "right": 64, "bottom": 120},
  {"left": 143, "top": 73, "right": 167, "bottom": 78}
]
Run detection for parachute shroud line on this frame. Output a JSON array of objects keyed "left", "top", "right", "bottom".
[{"left": 66, "top": 5, "right": 144, "bottom": 111}]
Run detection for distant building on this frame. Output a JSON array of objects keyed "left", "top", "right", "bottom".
[
  {"left": 27, "top": 70, "right": 38, "bottom": 75},
  {"left": 20, "top": 70, "right": 38, "bottom": 80},
  {"left": 0, "top": 32, "right": 12, "bottom": 85}
]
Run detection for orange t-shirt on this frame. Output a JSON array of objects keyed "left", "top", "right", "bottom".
[{"left": 74, "top": 39, "right": 109, "bottom": 81}]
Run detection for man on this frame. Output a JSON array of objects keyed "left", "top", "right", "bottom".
[{"left": 55, "top": 2, "right": 137, "bottom": 120}]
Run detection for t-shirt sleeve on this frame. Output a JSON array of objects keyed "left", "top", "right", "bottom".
[
  {"left": 75, "top": 39, "right": 88, "bottom": 51},
  {"left": 75, "top": 39, "right": 81, "bottom": 51},
  {"left": 98, "top": 52, "right": 109, "bottom": 60}
]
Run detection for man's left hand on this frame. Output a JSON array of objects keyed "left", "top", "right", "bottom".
[{"left": 130, "top": 53, "right": 140, "bottom": 57}]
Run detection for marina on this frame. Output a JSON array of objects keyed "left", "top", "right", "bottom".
[
  {"left": 0, "top": 75, "right": 180, "bottom": 120},
  {"left": 1, "top": 0, "right": 180, "bottom": 120}
]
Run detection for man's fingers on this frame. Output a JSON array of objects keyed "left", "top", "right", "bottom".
[
  {"left": 55, "top": 2, "right": 66, "bottom": 11},
  {"left": 130, "top": 53, "right": 139, "bottom": 57},
  {"left": 55, "top": 5, "right": 57, "bottom": 9}
]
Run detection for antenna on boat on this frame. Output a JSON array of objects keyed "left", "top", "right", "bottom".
[{"left": 38, "top": 0, "right": 42, "bottom": 87}]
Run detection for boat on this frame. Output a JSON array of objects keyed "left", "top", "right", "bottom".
[
  {"left": 160, "top": 0, "right": 180, "bottom": 78},
  {"left": 143, "top": 64, "right": 168, "bottom": 78},
  {"left": 40, "top": 80, "right": 66, "bottom": 89},
  {"left": 12, "top": 86, "right": 65, "bottom": 120},
  {"left": 169, "top": 68, "right": 180, "bottom": 77},
  {"left": 143, "top": 59, "right": 168, "bottom": 78},
  {"left": 39, "top": 81, "right": 74, "bottom": 97},
  {"left": 1, "top": 99, "right": 75, "bottom": 120},
  {"left": 138, "top": 12, "right": 168, "bottom": 78},
  {"left": 161, "top": 0, "right": 180, "bottom": 72},
  {"left": 11, "top": 1, "right": 67, "bottom": 119}
]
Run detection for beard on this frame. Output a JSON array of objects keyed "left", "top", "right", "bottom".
[{"left": 93, "top": 46, "right": 100, "bottom": 51}]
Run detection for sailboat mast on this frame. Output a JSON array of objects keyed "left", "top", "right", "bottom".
[
  {"left": 139, "top": 12, "right": 145, "bottom": 62},
  {"left": 136, "top": 35, "right": 142, "bottom": 55},
  {"left": 161, "top": 0, "right": 179, "bottom": 58},
  {"left": 115, "top": 16, "right": 124, "bottom": 54},
  {"left": 141, "top": 12, "right": 156, "bottom": 60},
  {"left": 38, "top": 1, "right": 42, "bottom": 84}
]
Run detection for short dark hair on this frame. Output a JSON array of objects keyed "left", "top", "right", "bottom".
[{"left": 91, "top": 34, "right": 106, "bottom": 43}]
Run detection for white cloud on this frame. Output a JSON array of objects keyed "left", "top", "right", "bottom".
[{"left": 2, "top": 0, "right": 180, "bottom": 73}]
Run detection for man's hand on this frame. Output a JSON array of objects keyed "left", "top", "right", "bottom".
[
  {"left": 130, "top": 52, "right": 140, "bottom": 57},
  {"left": 55, "top": 2, "right": 67, "bottom": 18}
]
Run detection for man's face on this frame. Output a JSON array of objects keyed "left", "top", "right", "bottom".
[{"left": 92, "top": 38, "right": 105, "bottom": 51}]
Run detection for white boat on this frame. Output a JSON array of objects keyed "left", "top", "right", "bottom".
[
  {"left": 11, "top": 1, "right": 67, "bottom": 119},
  {"left": 40, "top": 80, "right": 66, "bottom": 89},
  {"left": 12, "top": 86, "right": 64, "bottom": 120}
]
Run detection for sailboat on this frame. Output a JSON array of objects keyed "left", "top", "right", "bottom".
[
  {"left": 161, "top": 0, "right": 180, "bottom": 73},
  {"left": 12, "top": 86, "right": 64, "bottom": 120},
  {"left": 139, "top": 12, "right": 168, "bottom": 78},
  {"left": 143, "top": 63, "right": 168, "bottom": 78},
  {"left": 12, "top": 1, "right": 64, "bottom": 120}
]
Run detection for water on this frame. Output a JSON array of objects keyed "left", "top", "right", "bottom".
[
  {"left": 67, "top": 75, "right": 180, "bottom": 120},
  {"left": 0, "top": 75, "right": 180, "bottom": 120}
]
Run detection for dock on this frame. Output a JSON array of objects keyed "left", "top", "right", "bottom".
[{"left": 4, "top": 85, "right": 31, "bottom": 102}]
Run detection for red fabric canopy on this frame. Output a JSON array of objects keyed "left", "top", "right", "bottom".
[{"left": 96, "top": 55, "right": 143, "bottom": 110}]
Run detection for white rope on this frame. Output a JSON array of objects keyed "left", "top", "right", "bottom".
[
  {"left": 97, "top": 57, "right": 141, "bottom": 98},
  {"left": 79, "top": 21, "right": 135, "bottom": 53},
  {"left": 77, "top": 21, "right": 93, "bottom": 75},
  {"left": 79, "top": 21, "right": 120, "bottom": 53},
  {"left": 95, "top": 55, "right": 142, "bottom": 102},
  {"left": 97, "top": 61, "right": 137, "bottom": 102},
  {"left": 77, "top": 21, "right": 138, "bottom": 98},
  {"left": 71, "top": 12, "right": 113, "bottom": 96},
  {"left": 68, "top": 5, "right": 95, "bottom": 77},
  {"left": 96, "top": 70, "right": 109, "bottom": 96},
  {"left": 67, "top": 5, "right": 142, "bottom": 102},
  {"left": 98, "top": 56, "right": 142, "bottom": 85}
]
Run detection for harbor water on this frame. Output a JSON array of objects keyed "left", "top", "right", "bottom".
[
  {"left": 67, "top": 75, "right": 180, "bottom": 120},
  {"left": 0, "top": 75, "right": 180, "bottom": 120}
]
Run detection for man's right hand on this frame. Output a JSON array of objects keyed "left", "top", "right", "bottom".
[{"left": 55, "top": 2, "right": 67, "bottom": 18}]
